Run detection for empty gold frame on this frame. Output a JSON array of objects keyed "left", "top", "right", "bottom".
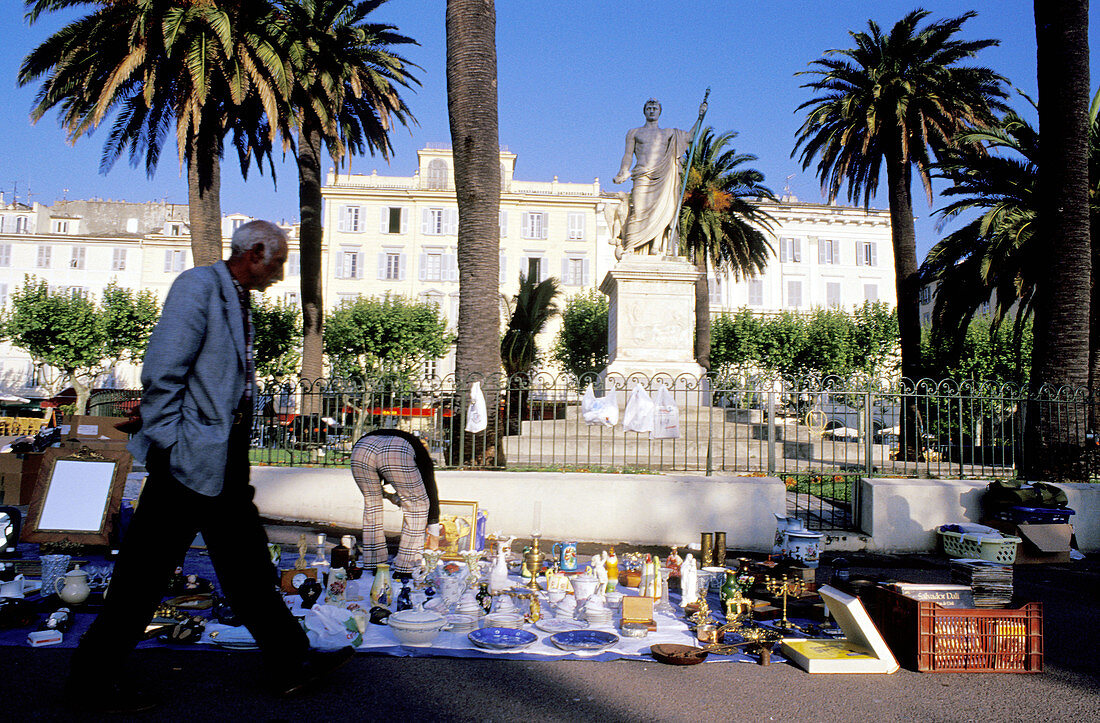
[{"left": 23, "top": 446, "right": 132, "bottom": 546}]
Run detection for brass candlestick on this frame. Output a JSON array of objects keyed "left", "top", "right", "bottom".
[
  {"left": 763, "top": 574, "right": 805, "bottom": 631},
  {"left": 523, "top": 535, "right": 545, "bottom": 592}
]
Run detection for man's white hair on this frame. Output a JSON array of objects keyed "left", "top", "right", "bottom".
[{"left": 230, "top": 220, "right": 286, "bottom": 261}]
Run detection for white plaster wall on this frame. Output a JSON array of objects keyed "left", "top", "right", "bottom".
[
  {"left": 859, "top": 478, "right": 1100, "bottom": 553},
  {"left": 250, "top": 468, "right": 787, "bottom": 551}
]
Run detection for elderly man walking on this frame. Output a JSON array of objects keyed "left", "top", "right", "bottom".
[{"left": 67, "top": 221, "right": 352, "bottom": 714}]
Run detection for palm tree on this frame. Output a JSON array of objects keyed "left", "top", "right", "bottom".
[
  {"left": 678, "top": 127, "right": 774, "bottom": 371},
  {"left": 500, "top": 273, "right": 560, "bottom": 434},
  {"left": 1029, "top": 0, "right": 1092, "bottom": 479},
  {"left": 793, "top": 9, "right": 1008, "bottom": 457},
  {"left": 446, "top": 0, "right": 501, "bottom": 464},
  {"left": 501, "top": 273, "right": 561, "bottom": 380},
  {"left": 921, "top": 108, "right": 1040, "bottom": 351},
  {"left": 20, "top": 1, "right": 287, "bottom": 266},
  {"left": 272, "top": 0, "right": 419, "bottom": 386}
]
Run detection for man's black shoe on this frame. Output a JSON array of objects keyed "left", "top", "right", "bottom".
[
  {"left": 276, "top": 646, "right": 355, "bottom": 697},
  {"left": 66, "top": 681, "right": 158, "bottom": 715}
]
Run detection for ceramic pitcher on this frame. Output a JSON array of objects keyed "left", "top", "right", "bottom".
[
  {"left": 552, "top": 541, "right": 578, "bottom": 572},
  {"left": 55, "top": 565, "right": 90, "bottom": 604}
]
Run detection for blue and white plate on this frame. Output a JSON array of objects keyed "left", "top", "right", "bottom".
[
  {"left": 467, "top": 626, "right": 537, "bottom": 651},
  {"left": 548, "top": 629, "right": 619, "bottom": 652}
]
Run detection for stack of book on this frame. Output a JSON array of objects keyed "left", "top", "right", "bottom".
[
  {"left": 950, "top": 559, "right": 1013, "bottom": 608},
  {"left": 889, "top": 582, "right": 974, "bottom": 608}
]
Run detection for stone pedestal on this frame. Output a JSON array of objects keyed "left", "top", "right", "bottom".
[{"left": 599, "top": 256, "right": 704, "bottom": 380}]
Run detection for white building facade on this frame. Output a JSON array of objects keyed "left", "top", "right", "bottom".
[{"left": 0, "top": 151, "right": 895, "bottom": 398}]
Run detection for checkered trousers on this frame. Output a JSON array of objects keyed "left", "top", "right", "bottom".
[{"left": 350, "top": 433, "right": 431, "bottom": 574}]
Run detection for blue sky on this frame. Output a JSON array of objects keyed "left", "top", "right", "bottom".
[{"left": 1, "top": 1, "right": 1097, "bottom": 261}]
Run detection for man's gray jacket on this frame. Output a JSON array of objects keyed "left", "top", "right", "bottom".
[{"left": 128, "top": 261, "right": 248, "bottom": 496}]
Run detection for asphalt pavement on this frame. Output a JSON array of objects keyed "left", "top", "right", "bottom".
[{"left": 4, "top": 526, "right": 1099, "bottom": 722}]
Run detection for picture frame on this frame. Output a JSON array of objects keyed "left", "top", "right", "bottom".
[
  {"left": 22, "top": 445, "right": 132, "bottom": 546},
  {"left": 437, "top": 499, "right": 478, "bottom": 559}
]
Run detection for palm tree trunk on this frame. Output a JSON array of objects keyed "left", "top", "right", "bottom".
[
  {"left": 187, "top": 142, "right": 223, "bottom": 266},
  {"left": 297, "top": 123, "right": 326, "bottom": 411},
  {"left": 446, "top": 0, "right": 502, "bottom": 466},
  {"left": 1028, "top": 0, "right": 1092, "bottom": 479},
  {"left": 885, "top": 149, "right": 924, "bottom": 460},
  {"left": 693, "top": 249, "right": 711, "bottom": 371}
]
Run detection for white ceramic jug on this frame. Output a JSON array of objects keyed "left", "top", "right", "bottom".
[{"left": 55, "top": 565, "right": 90, "bottom": 604}]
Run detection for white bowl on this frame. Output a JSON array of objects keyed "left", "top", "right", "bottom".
[{"left": 387, "top": 610, "right": 447, "bottom": 646}]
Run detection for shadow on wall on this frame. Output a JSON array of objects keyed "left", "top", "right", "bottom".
[{"left": 884, "top": 495, "right": 933, "bottom": 552}]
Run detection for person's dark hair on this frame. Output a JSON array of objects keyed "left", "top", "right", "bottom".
[{"left": 364, "top": 428, "right": 440, "bottom": 523}]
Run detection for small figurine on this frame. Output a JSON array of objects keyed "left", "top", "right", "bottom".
[
  {"left": 603, "top": 548, "right": 619, "bottom": 592},
  {"left": 665, "top": 546, "right": 682, "bottom": 577},
  {"left": 395, "top": 579, "right": 413, "bottom": 611},
  {"left": 295, "top": 534, "right": 308, "bottom": 570},
  {"left": 593, "top": 554, "right": 608, "bottom": 591},
  {"left": 680, "top": 553, "right": 698, "bottom": 607}
]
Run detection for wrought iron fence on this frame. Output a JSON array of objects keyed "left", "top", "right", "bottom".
[{"left": 89, "top": 374, "right": 1095, "bottom": 532}]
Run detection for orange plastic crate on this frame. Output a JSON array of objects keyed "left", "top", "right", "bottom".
[{"left": 867, "top": 586, "right": 1042, "bottom": 673}]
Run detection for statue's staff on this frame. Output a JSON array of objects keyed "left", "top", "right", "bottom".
[{"left": 672, "top": 87, "right": 711, "bottom": 254}]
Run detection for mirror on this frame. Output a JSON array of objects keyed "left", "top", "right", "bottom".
[
  {"left": 22, "top": 446, "right": 131, "bottom": 546},
  {"left": 0, "top": 506, "right": 20, "bottom": 556}
]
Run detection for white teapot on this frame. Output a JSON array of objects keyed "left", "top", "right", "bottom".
[{"left": 55, "top": 565, "right": 90, "bottom": 605}]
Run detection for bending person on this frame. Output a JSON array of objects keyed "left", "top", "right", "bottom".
[{"left": 350, "top": 428, "right": 440, "bottom": 577}]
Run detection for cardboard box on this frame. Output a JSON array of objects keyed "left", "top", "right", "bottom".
[
  {"left": 985, "top": 519, "right": 1073, "bottom": 565},
  {"left": 0, "top": 451, "right": 44, "bottom": 506},
  {"left": 59, "top": 415, "right": 129, "bottom": 442},
  {"left": 27, "top": 630, "right": 63, "bottom": 647}
]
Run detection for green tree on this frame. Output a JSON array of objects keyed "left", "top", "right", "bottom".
[
  {"left": 273, "top": 0, "right": 419, "bottom": 385},
  {"left": 20, "top": 1, "right": 286, "bottom": 266},
  {"left": 252, "top": 296, "right": 303, "bottom": 379},
  {"left": 323, "top": 294, "right": 452, "bottom": 381},
  {"left": 4, "top": 277, "right": 159, "bottom": 413},
  {"left": 678, "top": 127, "right": 774, "bottom": 370},
  {"left": 794, "top": 9, "right": 1007, "bottom": 457},
  {"left": 552, "top": 289, "right": 608, "bottom": 385},
  {"left": 923, "top": 316, "right": 1033, "bottom": 387},
  {"left": 710, "top": 309, "right": 762, "bottom": 372}
]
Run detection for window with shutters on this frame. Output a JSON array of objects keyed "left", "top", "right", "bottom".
[
  {"left": 0, "top": 283, "right": 7, "bottom": 307},
  {"left": 164, "top": 249, "right": 186, "bottom": 273},
  {"left": 856, "top": 241, "right": 877, "bottom": 266},
  {"left": 826, "top": 281, "right": 841, "bottom": 308},
  {"left": 708, "top": 277, "right": 722, "bottom": 305},
  {"left": 527, "top": 256, "right": 541, "bottom": 281},
  {"left": 787, "top": 280, "right": 802, "bottom": 308},
  {"left": 499, "top": 211, "right": 508, "bottom": 238},
  {"left": 287, "top": 252, "right": 300, "bottom": 277},
  {"left": 284, "top": 291, "right": 300, "bottom": 306},
  {"left": 567, "top": 212, "right": 585, "bottom": 240},
  {"left": 424, "top": 252, "right": 443, "bottom": 281},
  {"left": 818, "top": 239, "right": 837, "bottom": 265},
  {"left": 53, "top": 220, "right": 70, "bottom": 234},
  {"left": 338, "top": 206, "right": 361, "bottom": 233},
  {"left": 70, "top": 246, "right": 85, "bottom": 269},
  {"left": 15, "top": 216, "right": 28, "bottom": 233},
  {"left": 422, "top": 208, "right": 457, "bottom": 235},
  {"left": 381, "top": 207, "right": 406, "bottom": 234},
  {"left": 779, "top": 237, "right": 801, "bottom": 263},
  {"left": 111, "top": 248, "right": 126, "bottom": 271},
  {"left": 336, "top": 249, "right": 360, "bottom": 279},
  {"left": 0, "top": 244, "right": 11, "bottom": 267},
  {"left": 384, "top": 252, "right": 401, "bottom": 280},
  {"left": 748, "top": 279, "right": 763, "bottom": 306},
  {"left": 864, "top": 284, "right": 878, "bottom": 302},
  {"left": 563, "top": 256, "right": 588, "bottom": 286},
  {"left": 37, "top": 245, "right": 52, "bottom": 268},
  {"left": 522, "top": 212, "right": 548, "bottom": 239}
]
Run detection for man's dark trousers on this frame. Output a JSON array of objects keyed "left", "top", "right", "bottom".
[{"left": 70, "top": 417, "right": 308, "bottom": 686}]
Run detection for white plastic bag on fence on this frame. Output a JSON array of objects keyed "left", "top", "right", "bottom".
[
  {"left": 302, "top": 604, "right": 363, "bottom": 650},
  {"left": 465, "top": 381, "right": 487, "bottom": 433},
  {"left": 651, "top": 383, "right": 680, "bottom": 439},
  {"left": 622, "top": 383, "right": 655, "bottom": 433},
  {"left": 580, "top": 383, "right": 619, "bottom": 427}
]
